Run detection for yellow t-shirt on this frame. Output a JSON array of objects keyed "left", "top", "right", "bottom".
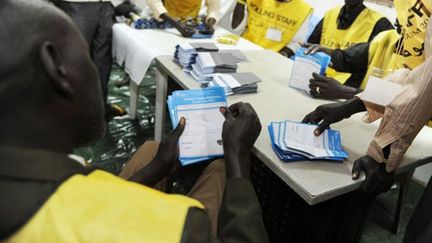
[
  {"left": 395, "top": 0, "right": 432, "bottom": 69},
  {"left": 6, "top": 170, "right": 203, "bottom": 243},
  {"left": 321, "top": 6, "right": 385, "bottom": 84},
  {"left": 164, "top": 0, "right": 202, "bottom": 20},
  {"left": 242, "top": 0, "right": 312, "bottom": 52}
]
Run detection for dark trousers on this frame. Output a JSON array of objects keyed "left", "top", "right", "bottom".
[
  {"left": 55, "top": 1, "right": 113, "bottom": 109},
  {"left": 404, "top": 177, "right": 432, "bottom": 243}
]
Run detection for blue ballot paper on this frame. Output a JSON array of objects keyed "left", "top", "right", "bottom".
[
  {"left": 289, "top": 47, "right": 331, "bottom": 93},
  {"left": 167, "top": 87, "right": 227, "bottom": 166},
  {"left": 268, "top": 120, "right": 348, "bottom": 162}
]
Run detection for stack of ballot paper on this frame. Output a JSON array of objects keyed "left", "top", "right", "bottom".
[
  {"left": 268, "top": 120, "right": 349, "bottom": 162},
  {"left": 290, "top": 47, "right": 331, "bottom": 93},
  {"left": 167, "top": 87, "right": 227, "bottom": 166},
  {"left": 207, "top": 72, "right": 261, "bottom": 96},
  {"left": 174, "top": 43, "right": 219, "bottom": 69},
  {"left": 188, "top": 52, "right": 239, "bottom": 83}
]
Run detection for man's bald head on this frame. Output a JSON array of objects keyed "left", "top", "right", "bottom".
[{"left": 0, "top": 0, "right": 105, "bottom": 151}]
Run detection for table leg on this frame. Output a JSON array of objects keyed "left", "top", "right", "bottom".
[
  {"left": 155, "top": 67, "right": 168, "bottom": 142},
  {"left": 129, "top": 81, "right": 140, "bottom": 120}
]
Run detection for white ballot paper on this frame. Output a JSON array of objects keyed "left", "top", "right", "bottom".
[
  {"left": 360, "top": 76, "right": 406, "bottom": 106},
  {"left": 168, "top": 87, "right": 227, "bottom": 160},
  {"left": 290, "top": 48, "right": 331, "bottom": 93}
]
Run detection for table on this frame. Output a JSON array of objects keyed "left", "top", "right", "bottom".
[
  {"left": 154, "top": 49, "right": 432, "bottom": 205},
  {"left": 112, "top": 23, "right": 262, "bottom": 119}
]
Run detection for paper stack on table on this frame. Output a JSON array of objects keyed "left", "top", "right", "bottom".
[
  {"left": 208, "top": 72, "right": 261, "bottom": 96},
  {"left": 174, "top": 43, "right": 219, "bottom": 69},
  {"left": 268, "top": 120, "right": 349, "bottom": 162},
  {"left": 167, "top": 87, "right": 227, "bottom": 166},
  {"left": 188, "top": 52, "right": 239, "bottom": 82},
  {"left": 289, "top": 48, "right": 331, "bottom": 93}
]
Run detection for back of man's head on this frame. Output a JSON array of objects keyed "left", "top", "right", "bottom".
[{"left": 0, "top": 0, "right": 105, "bottom": 151}]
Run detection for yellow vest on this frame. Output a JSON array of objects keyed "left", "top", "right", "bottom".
[
  {"left": 394, "top": 0, "right": 432, "bottom": 70},
  {"left": 359, "top": 30, "right": 404, "bottom": 89},
  {"left": 242, "top": 0, "right": 312, "bottom": 52},
  {"left": 6, "top": 170, "right": 203, "bottom": 243},
  {"left": 321, "top": 6, "right": 384, "bottom": 84},
  {"left": 165, "top": 0, "right": 202, "bottom": 20}
]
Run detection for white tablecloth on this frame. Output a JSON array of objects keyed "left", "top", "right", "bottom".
[{"left": 112, "top": 23, "right": 262, "bottom": 84}]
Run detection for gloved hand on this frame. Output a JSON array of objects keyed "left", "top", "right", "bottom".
[
  {"left": 220, "top": 102, "right": 262, "bottom": 179},
  {"left": 152, "top": 117, "right": 185, "bottom": 173},
  {"left": 199, "top": 17, "right": 216, "bottom": 35},
  {"left": 114, "top": 1, "right": 139, "bottom": 17},
  {"left": 309, "top": 73, "right": 358, "bottom": 100},
  {"left": 299, "top": 42, "right": 334, "bottom": 56},
  {"left": 352, "top": 155, "right": 395, "bottom": 195},
  {"left": 279, "top": 47, "right": 295, "bottom": 58},
  {"left": 302, "top": 98, "right": 366, "bottom": 136}
]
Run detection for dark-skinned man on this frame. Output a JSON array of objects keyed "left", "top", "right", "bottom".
[
  {"left": 299, "top": 27, "right": 403, "bottom": 100},
  {"left": 231, "top": 0, "right": 313, "bottom": 57},
  {"left": 0, "top": 1, "right": 268, "bottom": 242},
  {"left": 147, "top": 0, "right": 220, "bottom": 37},
  {"left": 303, "top": 0, "right": 432, "bottom": 241},
  {"left": 52, "top": 0, "right": 138, "bottom": 119},
  {"left": 303, "top": 0, "right": 393, "bottom": 97}
]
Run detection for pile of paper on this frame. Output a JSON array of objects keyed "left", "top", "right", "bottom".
[
  {"left": 174, "top": 43, "right": 219, "bottom": 69},
  {"left": 187, "top": 52, "right": 239, "bottom": 83},
  {"left": 167, "top": 87, "right": 227, "bottom": 166},
  {"left": 289, "top": 47, "right": 331, "bottom": 93},
  {"left": 208, "top": 72, "right": 261, "bottom": 96},
  {"left": 268, "top": 120, "right": 349, "bottom": 162}
]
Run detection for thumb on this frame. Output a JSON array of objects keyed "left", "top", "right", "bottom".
[
  {"left": 220, "top": 107, "right": 234, "bottom": 119},
  {"left": 314, "top": 119, "right": 330, "bottom": 136},
  {"left": 352, "top": 159, "right": 363, "bottom": 179},
  {"left": 171, "top": 117, "right": 186, "bottom": 139}
]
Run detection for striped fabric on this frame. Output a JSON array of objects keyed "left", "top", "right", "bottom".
[{"left": 365, "top": 17, "right": 432, "bottom": 172}]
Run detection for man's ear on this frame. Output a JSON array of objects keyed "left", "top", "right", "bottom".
[{"left": 39, "top": 41, "right": 75, "bottom": 98}]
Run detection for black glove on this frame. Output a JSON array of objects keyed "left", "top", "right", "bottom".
[
  {"left": 352, "top": 155, "right": 395, "bottom": 196},
  {"left": 221, "top": 102, "right": 262, "bottom": 179},
  {"left": 309, "top": 73, "right": 359, "bottom": 100},
  {"left": 302, "top": 98, "right": 366, "bottom": 136},
  {"left": 115, "top": 1, "right": 139, "bottom": 17},
  {"left": 199, "top": 17, "right": 216, "bottom": 35}
]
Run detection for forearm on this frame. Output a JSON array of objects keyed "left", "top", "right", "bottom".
[
  {"left": 331, "top": 43, "right": 369, "bottom": 73},
  {"left": 367, "top": 57, "right": 432, "bottom": 172},
  {"left": 224, "top": 149, "right": 251, "bottom": 179},
  {"left": 206, "top": 0, "right": 220, "bottom": 22},
  {"left": 128, "top": 159, "right": 170, "bottom": 187},
  {"left": 216, "top": 178, "right": 269, "bottom": 243},
  {"left": 231, "top": 2, "right": 245, "bottom": 29},
  {"left": 146, "top": 0, "right": 167, "bottom": 19}
]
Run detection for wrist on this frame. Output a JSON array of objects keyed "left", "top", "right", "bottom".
[{"left": 224, "top": 147, "right": 251, "bottom": 179}]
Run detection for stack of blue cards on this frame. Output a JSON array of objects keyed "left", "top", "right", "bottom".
[
  {"left": 167, "top": 87, "right": 227, "bottom": 166},
  {"left": 268, "top": 120, "right": 348, "bottom": 162}
]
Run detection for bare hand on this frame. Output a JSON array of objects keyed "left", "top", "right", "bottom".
[
  {"left": 220, "top": 102, "right": 261, "bottom": 179},
  {"left": 299, "top": 42, "right": 334, "bottom": 56},
  {"left": 352, "top": 155, "right": 395, "bottom": 196},
  {"left": 309, "top": 73, "right": 358, "bottom": 100}
]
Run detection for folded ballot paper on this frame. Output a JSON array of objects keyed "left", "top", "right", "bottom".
[
  {"left": 167, "top": 87, "right": 227, "bottom": 166},
  {"left": 208, "top": 72, "right": 261, "bottom": 96},
  {"left": 290, "top": 48, "right": 331, "bottom": 93},
  {"left": 174, "top": 43, "right": 219, "bottom": 68},
  {"left": 268, "top": 120, "right": 349, "bottom": 162}
]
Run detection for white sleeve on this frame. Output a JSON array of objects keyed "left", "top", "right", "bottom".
[{"left": 286, "top": 14, "right": 311, "bottom": 52}]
